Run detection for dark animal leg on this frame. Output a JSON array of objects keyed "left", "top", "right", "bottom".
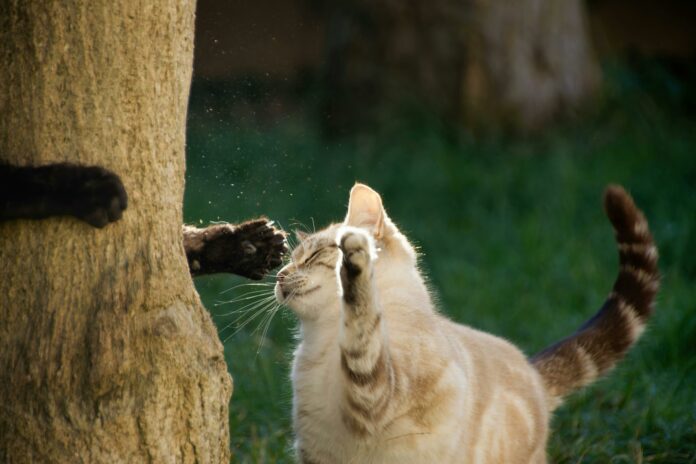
[
  {"left": 183, "top": 218, "right": 287, "bottom": 279},
  {"left": 0, "top": 162, "right": 286, "bottom": 278},
  {"left": 0, "top": 162, "right": 128, "bottom": 228}
]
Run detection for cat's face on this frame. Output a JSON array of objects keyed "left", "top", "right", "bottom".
[
  {"left": 274, "top": 225, "right": 343, "bottom": 318},
  {"left": 275, "top": 184, "right": 417, "bottom": 320}
]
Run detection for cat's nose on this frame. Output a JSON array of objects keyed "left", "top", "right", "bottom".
[{"left": 277, "top": 267, "right": 290, "bottom": 282}]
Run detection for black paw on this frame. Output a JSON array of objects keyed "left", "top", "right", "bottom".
[
  {"left": 200, "top": 218, "right": 288, "bottom": 279},
  {"left": 70, "top": 166, "right": 128, "bottom": 228},
  {"left": 233, "top": 218, "right": 288, "bottom": 279}
]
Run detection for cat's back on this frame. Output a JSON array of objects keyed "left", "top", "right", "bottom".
[
  {"left": 369, "top": 306, "right": 548, "bottom": 459},
  {"left": 437, "top": 315, "right": 550, "bottom": 463}
]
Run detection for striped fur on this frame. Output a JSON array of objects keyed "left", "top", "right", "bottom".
[
  {"left": 275, "top": 183, "right": 657, "bottom": 464},
  {"left": 531, "top": 185, "right": 659, "bottom": 406}
]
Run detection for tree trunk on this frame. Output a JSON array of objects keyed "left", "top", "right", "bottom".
[
  {"left": 463, "top": 0, "right": 601, "bottom": 131},
  {"left": 322, "top": 0, "right": 600, "bottom": 133},
  {"left": 0, "top": 1, "right": 232, "bottom": 462}
]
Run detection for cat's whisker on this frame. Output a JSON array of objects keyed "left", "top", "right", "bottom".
[
  {"left": 224, "top": 299, "right": 279, "bottom": 341},
  {"left": 216, "top": 288, "right": 273, "bottom": 303},
  {"left": 253, "top": 305, "right": 280, "bottom": 356},
  {"left": 259, "top": 305, "right": 279, "bottom": 339},
  {"left": 219, "top": 302, "right": 272, "bottom": 341},
  {"left": 230, "top": 293, "right": 278, "bottom": 322},
  {"left": 215, "top": 288, "right": 275, "bottom": 305},
  {"left": 253, "top": 286, "right": 299, "bottom": 355},
  {"left": 215, "top": 298, "right": 277, "bottom": 329},
  {"left": 252, "top": 303, "right": 278, "bottom": 351},
  {"left": 217, "top": 280, "right": 300, "bottom": 340},
  {"left": 220, "top": 281, "right": 275, "bottom": 294},
  {"left": 220, "top": 294, "right": 277, "bottom": 317},
  {"left": 256, "top": 288, "right": 293, "bottom": 334},
  {"left": 289, "top": 219, "right": 315, "bottom": 242}
]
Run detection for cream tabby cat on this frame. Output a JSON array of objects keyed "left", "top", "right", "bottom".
[{"left": 274, "top": 184, "right": 659, "bottom": 464}]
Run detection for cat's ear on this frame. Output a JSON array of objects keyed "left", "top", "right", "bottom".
[
  {"left": 294, "top": 229, "right": 309, "bottom": 242},
  {"left": 344, "top": 183, "right": 386, "bottom": 239}
]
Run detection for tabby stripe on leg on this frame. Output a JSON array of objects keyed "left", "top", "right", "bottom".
[
  {"left": 340, "top": 349, "right": 387, "bottom": 387},
  {"left": 343, "top": 312, "right": 382, "bottom": 340},
  {"left": 345, "top": 383, "right": 392, "bottom": 421},
  {"left": 341, "top": 407, "right": 370, "bottom": 437},
  {"left": 339, "top": 344, "right": 396, "bottom": 436},
  {"left": 340, "top": 377, "right": 395, "bottom": 438}
]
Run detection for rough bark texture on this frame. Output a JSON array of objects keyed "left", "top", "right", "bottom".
[
  {"left": 322, "top": 0, "right": 600, "bottom": 133},
  {"left": 0, "top": 1, "right": 232, "bottom": 462}
]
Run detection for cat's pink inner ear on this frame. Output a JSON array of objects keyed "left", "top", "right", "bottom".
[{"left": 344, "top": 183, "right": 385, "bottom": 238}]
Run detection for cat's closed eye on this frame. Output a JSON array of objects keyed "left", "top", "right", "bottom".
[
  {"left": 301, "top": 249, "right": 324, "bottom": 266},
  {"left": 299, "top": 244, "right": 338, "bottom": 267}
]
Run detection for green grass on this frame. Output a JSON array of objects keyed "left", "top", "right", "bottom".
[{"left": 184, "top": 83, "right": 696, "bottom": 463}]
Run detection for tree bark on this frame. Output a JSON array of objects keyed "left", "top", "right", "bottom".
[
  {"left": 322, "top": 0, "right": 601, "bottom": 133},
  {"left": 0, "top": 1, "right": 232, "bottom": 462}
]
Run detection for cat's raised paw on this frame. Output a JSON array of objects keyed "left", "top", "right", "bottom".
[{"left": 339, "top": 229, "right": 373, "bottom": 278}]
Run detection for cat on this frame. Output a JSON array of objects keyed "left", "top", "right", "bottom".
[
  {"left": 0, "top": 162, "right": 286, "bottom": 279},
  {"left": 274, "top": 183, "right": 659, "bottom": 464}
]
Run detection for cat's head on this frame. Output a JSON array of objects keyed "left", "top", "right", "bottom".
[{"left": 275, "top": 183, "right": 417, "bottom": 320}]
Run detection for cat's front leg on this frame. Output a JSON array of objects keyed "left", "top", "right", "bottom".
[{"left": 338, "top": 228, "right": 395, "bottom": 437}]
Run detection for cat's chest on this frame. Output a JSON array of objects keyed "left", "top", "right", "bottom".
[
  {"left": 292, "top": 344, "right": 342, "bottom": 415},
  {"left": 292, "top": 347, "right": 349, "bottom": 452}
]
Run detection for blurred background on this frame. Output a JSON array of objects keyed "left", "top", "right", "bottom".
[{"left": 184, "top": 0, "right": 696, "bottom": 462}]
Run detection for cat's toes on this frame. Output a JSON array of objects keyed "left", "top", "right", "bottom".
[
  {"left": 82, "top": 209, "right": 110, "bottom": 228},
  {"left": 75, "top": 167, "right": 128, "bottom": 228},
  {"left": 339, "top": 229, "right": 372, "bottom": 277},
  {"left": 235, "top": 218, "right": 288, "bottom": 279}
]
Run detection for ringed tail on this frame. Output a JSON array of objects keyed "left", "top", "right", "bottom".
[{"left": 531, "top": 185, "right": 660, "bottom": 408}]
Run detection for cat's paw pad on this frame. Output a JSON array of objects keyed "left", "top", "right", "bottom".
[
  {"left": 74, "top": 167, "right": 128, "bottom": 228},
  {"left": 202, "top": 218, "right": 287, "bottom": 279},
  {"left": 235, "top": 218, "right": 288, "bottom": 279},
  {"left": 339, "top": 228, "right": 373, "bottom": 277}
]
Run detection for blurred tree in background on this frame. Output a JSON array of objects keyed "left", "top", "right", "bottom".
[
  {"left": 321, "top": 0, "right": 600, "bottom": 134},
  {"left": 192, "top": 0, "right": 695, "bottom": 132}
]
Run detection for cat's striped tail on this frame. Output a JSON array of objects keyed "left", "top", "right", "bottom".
[{"left": 531, "top": 185, "right": 659, "bottom": 408}]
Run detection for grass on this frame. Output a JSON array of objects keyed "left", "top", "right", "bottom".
[{"left": 184, "top": 74, "right": 696, "bottom": 463}]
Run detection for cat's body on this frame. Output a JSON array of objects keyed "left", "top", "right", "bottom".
[
  {"left": 276, "top": 184, "right": 658, "bottom": 464},
  {"left": 292, "top": 284, "right": 549, "bottom": 463}
]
